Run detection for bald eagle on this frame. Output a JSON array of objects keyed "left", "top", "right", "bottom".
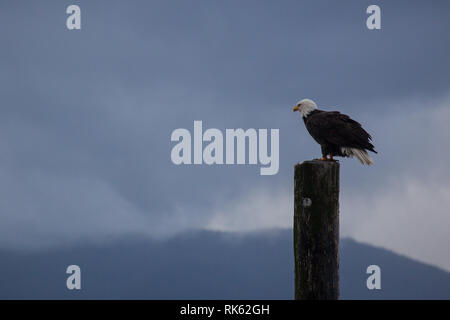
[{"left": 293, "top": 99, "right": 377, "bottom": 165}]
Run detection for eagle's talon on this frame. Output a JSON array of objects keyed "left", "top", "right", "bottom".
[
  {"left": 314, "top": 156, "right": 338, "bottom": 162},
  {"left": 328, "top": 155, "right": 338, "bottom": 162}
]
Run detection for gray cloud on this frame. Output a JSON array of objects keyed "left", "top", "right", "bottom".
[
  {"left": 0, "top": 0, "right": 449, "bottom": 271},
  {"left": 207, "top": 95, "right": 450, "bottom": 271}
]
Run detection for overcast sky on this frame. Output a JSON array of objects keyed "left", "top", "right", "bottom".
[{"left": 1, "top": 1, "right": 449, "bottom": 270}]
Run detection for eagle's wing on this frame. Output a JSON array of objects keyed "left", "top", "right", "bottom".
[{"left": 307, "top": 111, "right": 376, "bottom": 152}]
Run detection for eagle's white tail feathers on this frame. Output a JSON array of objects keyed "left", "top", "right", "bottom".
[{"left": 341, "top": 147, "right": 373, "bottom": 165}]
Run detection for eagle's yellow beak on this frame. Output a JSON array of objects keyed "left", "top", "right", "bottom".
[{"left": 293, "top": 105, "right": 300, "bottom": 112}]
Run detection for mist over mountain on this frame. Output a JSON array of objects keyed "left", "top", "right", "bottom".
[{"left": 1, "top": 229, "right": 449, "bottom": 299}]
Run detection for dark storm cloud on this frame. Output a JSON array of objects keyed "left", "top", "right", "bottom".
[{"left": 0, "top": 0, "right": 449, "bottom": 257}]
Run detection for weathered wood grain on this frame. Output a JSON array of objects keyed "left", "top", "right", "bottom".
[{"left": 294, "top": 160, "right": 340, "bottom": 300}]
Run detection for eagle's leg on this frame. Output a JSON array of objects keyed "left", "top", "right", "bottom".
[{"left": 316, "top": 146, "right": 329, "bottom": 161}]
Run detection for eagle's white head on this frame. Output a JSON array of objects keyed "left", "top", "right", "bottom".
[{"left": 293, "top": 98, "right": 317, "bottom": 118}]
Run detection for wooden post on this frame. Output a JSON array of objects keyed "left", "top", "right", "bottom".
[{"left": 294, "top": 160, "right": 340, "bottom": 300}]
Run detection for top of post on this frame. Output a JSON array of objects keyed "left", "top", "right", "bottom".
[{"left": 295, "top": 160, "right": 340, "bottom": 169}]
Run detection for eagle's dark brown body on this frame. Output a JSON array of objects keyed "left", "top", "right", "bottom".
[{"left": 303, "top": 109, "right": 377, "bottom": 159}]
